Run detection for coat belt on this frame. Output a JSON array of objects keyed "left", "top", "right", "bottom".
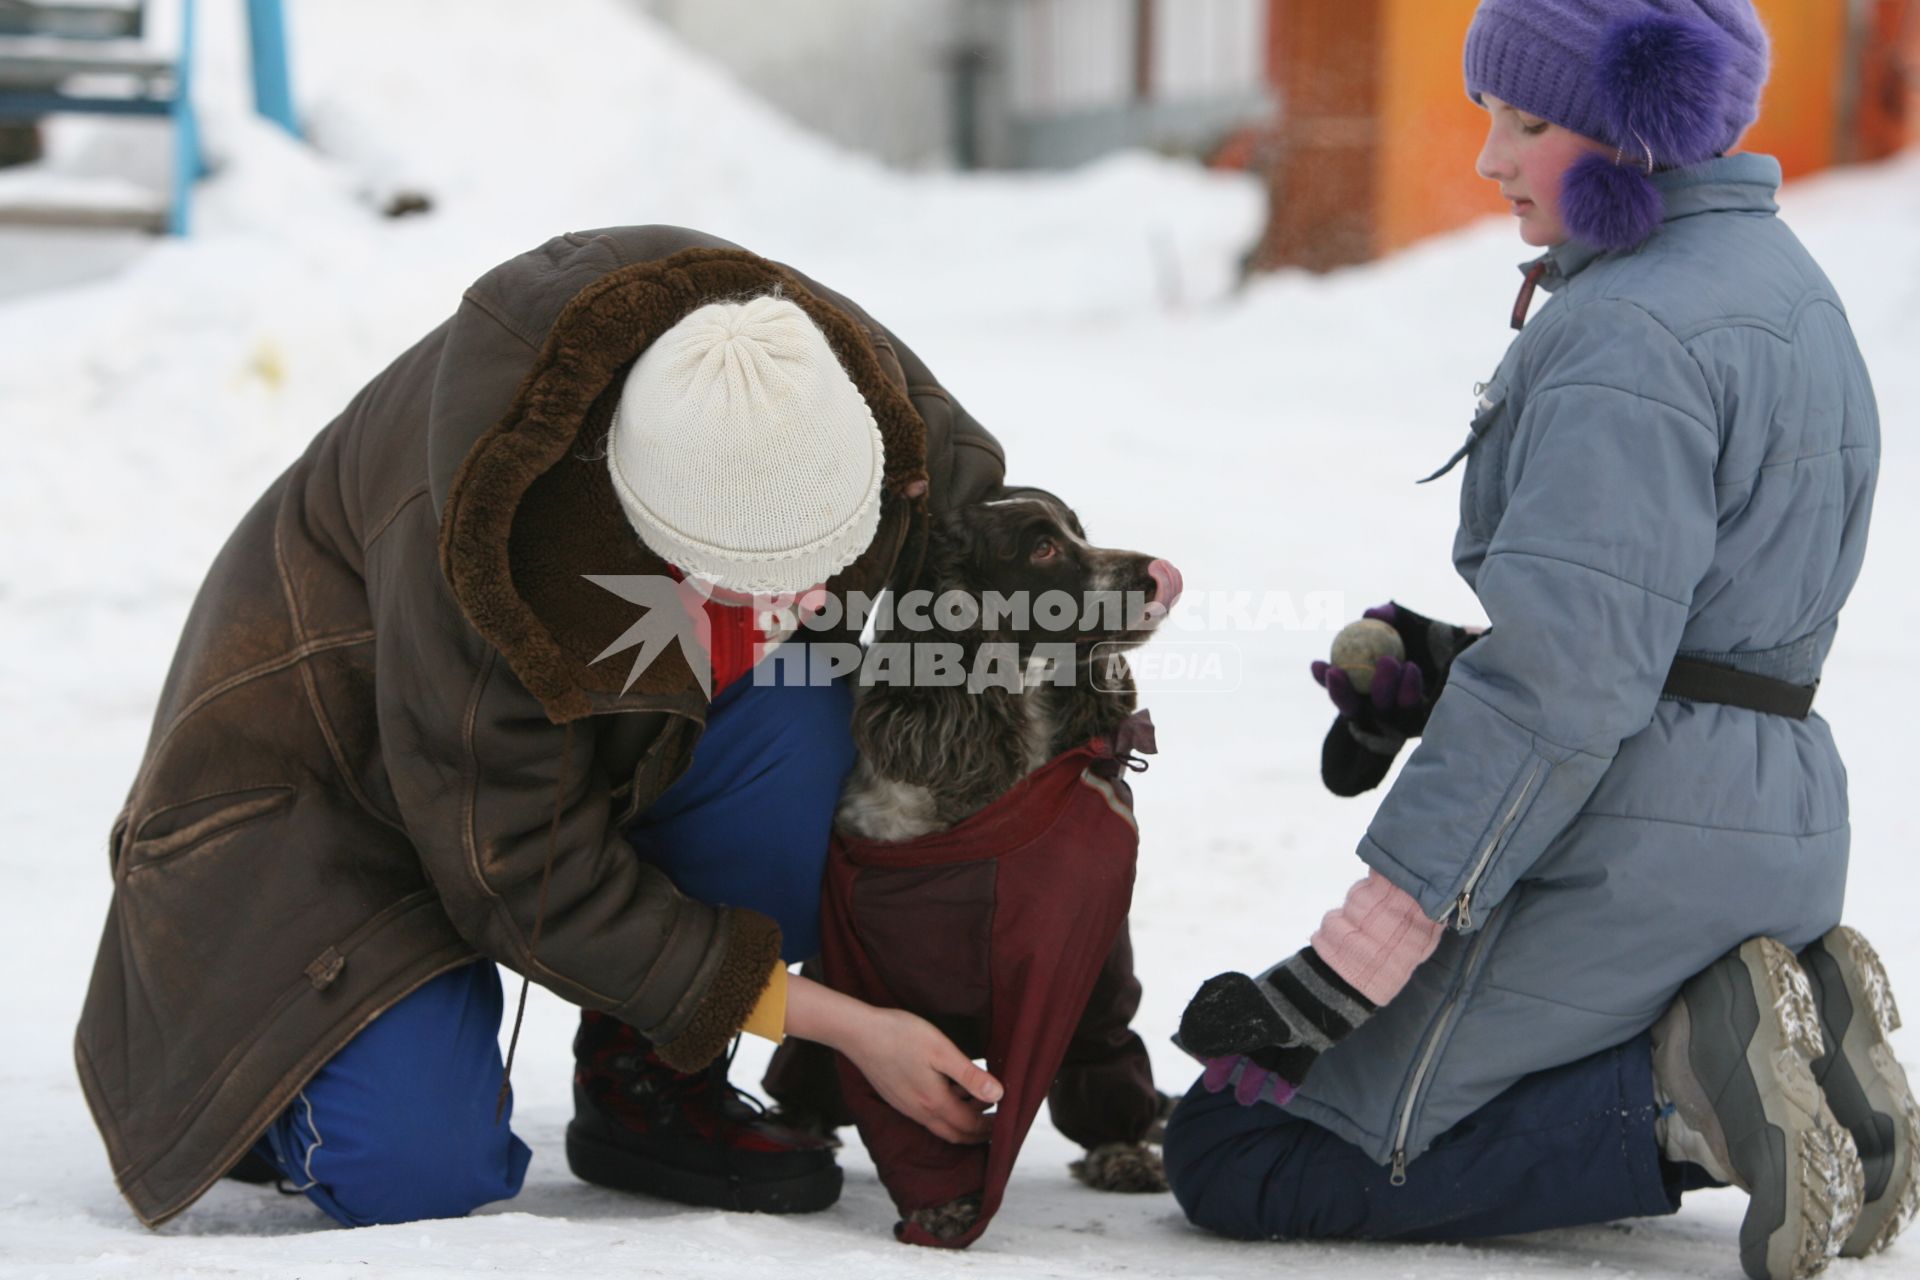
[{"left": 1662, "top": 656, "right": 1817, "bottom": 720}]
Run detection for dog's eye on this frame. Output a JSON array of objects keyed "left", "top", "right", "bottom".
[{"left": 1030, "top": 538, "right": 1059, "bottom": 562}]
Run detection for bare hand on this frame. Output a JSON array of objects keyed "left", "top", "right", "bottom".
[
  {"left": 842, "top": 1007, "right": 1003, "bottom": 1145},
  {"left": 784, "top": 975, "right": 1003, "bottom": 1145}
]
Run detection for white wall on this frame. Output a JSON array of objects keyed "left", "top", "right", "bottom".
[
  {"left": 635, "top": 0, "right": 1269, "bottom": 171},
  {"left": 1150, "top": 0, "right": 1264, "bottom": 103},
  {"left": 1003, "top": 0, "right": 1135, "bottom": 114},
  {"left": 1002, "top": 0, "right": 1266, "bottom": 115},
  {"left": 638, "top": 0, "right": 962, "bottom": 168}
]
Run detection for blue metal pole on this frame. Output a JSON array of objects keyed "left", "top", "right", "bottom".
[
  {"left": 168, "top": 0, "right": 201, "bottom": 235},
  {"left": 246, "top": 0, "right": 300, "bottom": 137}
]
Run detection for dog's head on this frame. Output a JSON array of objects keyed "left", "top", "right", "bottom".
[{"left": 908, "top": 491, "right": 1181, "bottom": 660}]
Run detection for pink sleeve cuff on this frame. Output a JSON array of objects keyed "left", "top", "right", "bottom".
[{"left": 1309, "top": 869, "right": 1445, "bottom": 1007}]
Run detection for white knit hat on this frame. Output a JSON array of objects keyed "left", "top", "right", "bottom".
[{"left": 607, "top": 295, "right": 886, "bottom": 596}]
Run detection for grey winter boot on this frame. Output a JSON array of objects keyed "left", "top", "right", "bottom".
[
  {"left": 1651, "top": 936, "right": 1864, "bottom": 1280},
  {"left": 1797, "top": 926, "right": 1919, "bottom": 1256}
]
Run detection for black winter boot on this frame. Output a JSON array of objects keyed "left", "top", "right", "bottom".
[
  {"left": 1652, "top": 937, "right": 1863, "bottom": 1280},
  {"left": 1798, "top": 926, "right": 1919, "bottom": 1256},
  {"left": 566, "top": 1011, "right": 842, "bottom": 1214}
]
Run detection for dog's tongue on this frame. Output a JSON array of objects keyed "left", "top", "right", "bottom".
[{"left": 1147, "top": 559, "right": 1183, "bottom": 608}]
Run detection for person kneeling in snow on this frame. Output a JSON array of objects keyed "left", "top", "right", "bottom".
[
  {"left": 75, "top": 228, "right": 1021, "bottom": 1228},
  {"left": 1166, "top": 5, "right": 1915, "bottom": 1280}
]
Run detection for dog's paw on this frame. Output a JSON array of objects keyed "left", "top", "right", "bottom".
[
  {"left": 903, "top": 1194, "right": 982, "bottom": 1241},
  {"left": 1069, "top": 1141, "right": 1169, "bottom": 1194}
]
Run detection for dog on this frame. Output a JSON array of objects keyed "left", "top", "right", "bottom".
[
  {"left": 838, "top": 491, "right": 1180, "bottom": 841},
  {"left": 831, "top": 491, "right": 1181, "bottom": 1241}
]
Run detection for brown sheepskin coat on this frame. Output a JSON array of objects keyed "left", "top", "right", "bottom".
[{"left": 75, "top": 226, "right": 1011, "bottom": 1226}]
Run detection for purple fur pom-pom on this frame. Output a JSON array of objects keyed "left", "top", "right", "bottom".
[
  {"left": 1560, "top": 151, "right": 1664, "bottom": 252},
  {"left": 1596, "top": 15, "right": 1736, "bottom": 166}
]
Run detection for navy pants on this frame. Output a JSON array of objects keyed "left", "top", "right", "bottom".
[
  {"left": 251, "top": 654, "right": 855, "bottom": 1226},
  {"left": 1163, "top": 1032, "right": 1694, "bottom": 1242}
]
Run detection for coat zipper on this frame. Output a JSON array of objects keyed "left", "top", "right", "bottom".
[
  {"left": 1389, "top": 759, "right": 1541, "bottom": 1185},
  {"left": 1389, "top": 899, "right": 1505, "bottom": 1185},
  {"left": 1451, "top": 760, "right": 1542, "bottom": 933}
]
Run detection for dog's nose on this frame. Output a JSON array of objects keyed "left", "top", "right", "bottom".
[{"left": 1147, "top": 559, "right": 1183, "bottom": 608}]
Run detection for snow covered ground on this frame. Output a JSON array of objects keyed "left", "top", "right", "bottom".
[{"left": 2, "top": 2, "right": 1915, "bottom": 1277}]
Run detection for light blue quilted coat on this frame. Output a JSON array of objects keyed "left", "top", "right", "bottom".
[{"left": 1288, "top": 154, "right": 1881, "bottom": 1178}]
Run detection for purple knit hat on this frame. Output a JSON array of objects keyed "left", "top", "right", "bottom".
[{"left": 1464, "top": 0, "right": 1771, "bottom": 250}]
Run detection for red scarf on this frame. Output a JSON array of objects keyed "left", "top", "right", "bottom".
[{"left": 662, "top": 566, "right": 766, "bottom": 695}]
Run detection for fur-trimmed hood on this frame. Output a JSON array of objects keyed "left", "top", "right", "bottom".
[{"left": 431, "top": 227, "right": 935, "bottom": 723}]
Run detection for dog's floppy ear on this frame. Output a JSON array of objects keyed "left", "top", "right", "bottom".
[
  {"left": 918, "top": 508, "right": 990, "bottom": 632},
  {"left": 929, "top": 505, "right": 981, "bottom": 562},
  {"left": 869, "top": 508, "right": 964, "bottom": 645}
]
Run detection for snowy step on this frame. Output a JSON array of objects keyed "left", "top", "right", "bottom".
[
  {"left": 0, "top": 0, "right": 144, "bottom": 41},
  {"left": 0, "top": 35, "right": 175, "bottom": 92},
  {"left": 0, "top": 198, "right": 160, "bottom": 229},
  {"left": 0, "top": 169, "right": 163, "bottom": 230}
]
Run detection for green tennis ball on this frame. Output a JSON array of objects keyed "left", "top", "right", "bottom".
[{"left": 1330, "top": 619, "right": 1405, "bottom": 695}]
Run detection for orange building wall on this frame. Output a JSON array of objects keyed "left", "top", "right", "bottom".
[
  {"left": 1374, "top": 0, "right": 1502, "bottom": 255},
  {"left": 1743, "top": 0, "right": 1850, "bottom": 177},
  {"left": 1846, "top": 0, "right": 1917, "bottom": 161},
  {"left": 1251, "top": 0, "right": 1385, "bottom": 272}
]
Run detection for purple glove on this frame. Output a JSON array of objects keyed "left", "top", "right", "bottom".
[
  {"left": 1312, "top": 603, "right": 1431, "bottom": 730},
  {"left": 1310, "top": 602, "right": 1481, "bottom": 798},
  {"left": 1310, "top": 653, "right": 1426, "bottom": 728},
  {"left": 1200, "top": 1055, "right": 1298, "bottom": 1108}
]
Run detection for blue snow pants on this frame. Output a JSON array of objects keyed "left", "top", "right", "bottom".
[
  {"left": 1163, "top": 1031, "right": 1700, "bottom": 1242},
  {"left": 249, "top": 652, "right": 855, "bottom": 1226}
]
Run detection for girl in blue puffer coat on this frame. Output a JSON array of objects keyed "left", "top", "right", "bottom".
[{"left": 1165, "top": 4, "right": 1913, "bottom": 1279}]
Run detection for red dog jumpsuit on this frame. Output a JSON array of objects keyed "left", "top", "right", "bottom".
[{"left": 820, "top": 710, "right": 1160, "bottom": 1248}]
